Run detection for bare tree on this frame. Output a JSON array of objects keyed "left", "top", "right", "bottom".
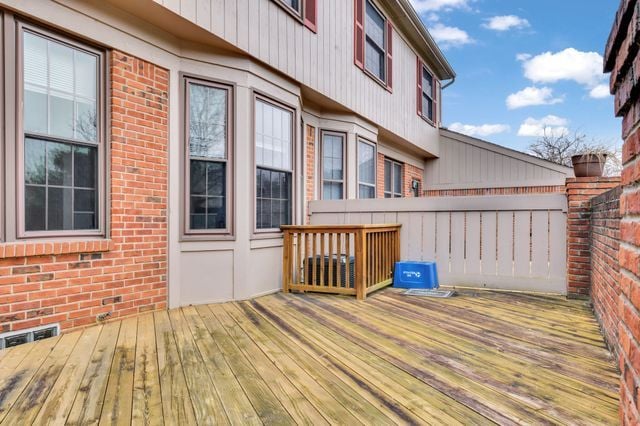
[{"left": 528, "top": 128, "right": 622, "bottom": 176}]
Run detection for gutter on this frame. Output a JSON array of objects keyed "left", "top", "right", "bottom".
[{"left": 442, "top": 76, "right": 455, "bottom": 90}]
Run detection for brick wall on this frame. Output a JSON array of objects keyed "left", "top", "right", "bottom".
[
  {"left": 424, "top": 185, "right": 566, "bottom": 197},
  {"left": 566, "top": 178, "right": 621, "bottom": 298},
  {"left": 604, "top": 1, "right": 640, "bottom": 421},
  {"left": 590, "top": 186, "right": 623, "bottom": 359},
  {"left": 376, "top": 152, "right": 385, "bottom": 198},
  {"left": 0, "top": 51, "right": 169, "bottom": 333},
  {"left": 403, "top": 163, "right": 423, "bottom": 197},
  {"left": 305, "top": 125, "right": 315, "bottom": 223}
]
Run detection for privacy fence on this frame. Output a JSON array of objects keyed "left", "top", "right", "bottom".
[{"left": 309, "top": 194, "right": 568, "bottom": 294}]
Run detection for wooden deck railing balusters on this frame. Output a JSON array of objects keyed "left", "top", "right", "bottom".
[{"left": 281, "top": 224, "right": 401, "bottom": 299}]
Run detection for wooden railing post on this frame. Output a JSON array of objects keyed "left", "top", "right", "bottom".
[
  {"left": 282, "top": 229, "right": 291, "bottom": 293},
  {"left": 355, "top": 228, "right": 367, "bottom": 300}
]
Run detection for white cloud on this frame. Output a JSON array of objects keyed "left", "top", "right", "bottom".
[
  {"left": 449, "top": 122, "right": 511, "bottom": 137},
  {"left": 519, "top": 48, "right": 605, "bottom": 88},
  {"left": 506, "top": 86, "right": 564, "bottom": 109},
  {"left": 409, "top": 0, "right": 470, "bottom": 13},
  {"left": 589, "top": 84, "right": 611, "bottom": 99},
  {"left": 516, "top": 53, "right": 532, "bottom": 62},
  {"left": 429, "top": 23, "right": 474, "bottom": 48},
  {"left": 484, "top": 15, "right": 530, "bottom": 31},
  {"left": 517, "top": 115, "right": 569, "bottom": 138}
]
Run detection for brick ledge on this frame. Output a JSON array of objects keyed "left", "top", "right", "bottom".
[{"left": 0, "top": 239, "right": 113, "bottom": 259}]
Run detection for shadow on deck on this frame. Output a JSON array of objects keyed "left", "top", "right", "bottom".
[{"left": 0, "top": 289, "right": 619, "bottom": 424}]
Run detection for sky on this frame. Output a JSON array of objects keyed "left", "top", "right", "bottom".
[{"left": 409, "top": 0, "right": 621, "bottom": 153}]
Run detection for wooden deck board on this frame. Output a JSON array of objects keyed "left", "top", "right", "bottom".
[{"left": 0, "top": 289, "right": 619, "bottom": 425}]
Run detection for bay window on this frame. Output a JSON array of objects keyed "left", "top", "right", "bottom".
[
  {"left": 321, "top": 131, "right": 345, "bottom": 200},
  {"left": 184, "top": 78, "right": 232, "bottom": 236},
  {"left": 20, "top": 26, "right": 104, "bottom": 236},
  {"left": 255, "top": 96, "right": 294, "bottom": 231},
  {"left": 357, "top": 140, "right": 376, "bottom": 199}
]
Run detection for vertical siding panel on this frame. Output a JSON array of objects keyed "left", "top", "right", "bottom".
[
  {"left": 248, "top": 0, "right": 260, "bottom": 55},
  {"left": 211, "top": 0, "right": 225, "bottom": 35},
  {"left": 407, "top": 213, "right": 423, "bottom": 261},
  {"left": 466, "top": 212, "right": 481, "bottom": 275},
  {"left": 196, "top": 0, "right": 211, "bottom": 30},
  {"left": 236, "top": 0, "right": 248, "bottom": 50},
  {"left": 295, "top": 21, "right": 304, "bottom": 81},
  {"left": 513, "top": 211, "right": 530, "bottom": 276},
  {"left": 259, "top": 0, "right": 269, "bottom": 60},
  {"left": 531, "top": 211, "right": 549, "bottom": 277},
  {"left": 450, "top": 212, "right": 465, "bottom": 276},
  {"left": 181, "top": 0, "right": 196, "bottom": 21},
  {"left": 482, "top": 212, "right": 497, "bottom": 275},
  {"left": 422, "top": 212, "right": 436, "bottom": 261},
  {"left": 497, "top": 211, "right": 513, "bottom": 276},
  {"left": 225, "top": 0, "right": 237, "bottom": 44},
  {"left": 435, "top": 212, "right": 450, "bottom": 280},
  {"left": 278, "top": 10, "right": 287, "bottom": 71},
  {"left": 163, "top": 0, "right": 180, "bottom": 14},
  {"left": 549, "top": 211, "right": 567, "bottom": 281}
]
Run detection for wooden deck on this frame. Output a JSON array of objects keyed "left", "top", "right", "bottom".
[{"left": 0, "top": 289, "right": 619, "bottom": 425}]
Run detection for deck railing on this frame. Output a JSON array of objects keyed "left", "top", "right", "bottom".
[{"left": 281, "top": 224, "right": 401, "bottom": 300}]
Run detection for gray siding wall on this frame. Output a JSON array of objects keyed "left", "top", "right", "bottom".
[
  {"left": 425, "top": 130, "right": 574, "bottom": 190},
  {"left": 152, "top": 0, "right": 442, "bottom": 156}
]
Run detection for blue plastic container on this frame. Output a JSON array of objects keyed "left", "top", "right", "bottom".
[{"left": 393, "top": 261, "right": 439, "bottom": 289}]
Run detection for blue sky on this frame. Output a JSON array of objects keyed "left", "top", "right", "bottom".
[{"left": 410, "top": 0, "right": 621, "bottom": 152}]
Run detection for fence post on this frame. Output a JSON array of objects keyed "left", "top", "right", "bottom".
[
  {"left": 282, "top": 229, "right": 291, "bottom": 293},
  {"left": 355, "top": 228, "right": 367, "bottom": 300}
]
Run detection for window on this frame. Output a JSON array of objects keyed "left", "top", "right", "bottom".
[
  {"left": 354, "top": 0, "right": 393, "bottom": 89},
  {"left": 272, "top": 0, "right": 317, "bottom": 31},
  {"left": 255, "top": 97, "right": 294, "bottom": 231},
  {"left": 357, "top": 140, "right": 376, "bottom": 199},
  {"left": 384, "top": 158, "right": 402, "bottom": 198},
  {"left": 417, "top": 59, "right": 436, "bottom": 123},
  {"left": 321, "top": 131, "right": 345, "bottom": 200},
  {"left": 20, "top": 27, "right": 104, "bottom": 236},
  {"left": 365, "top": 1, "right": 386, "bottom": 82},
  {"left": 184, "top": 78, "right": 232, "bottom": 235}
]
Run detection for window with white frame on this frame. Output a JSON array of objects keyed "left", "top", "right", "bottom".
[
  {"left": 185, "top": 78, "right": 232, "bottom": 234},
  {"left": 22, "top": 28, "right": 103, "bottom": 235},
  {"left": 357, "top": 140, "right": 376, "bottom": 199},
  {"left": 255, "top": 97, "right": 294, "bottom": 230},
  {"left": 321, "top": 132, "right": 345, "bottom": 200},
  {"left": 384, "top": 158, "right": 402, "bottom": 198},
  {"left": 364, "top": 0, "right": 386, "bottom": 82}
]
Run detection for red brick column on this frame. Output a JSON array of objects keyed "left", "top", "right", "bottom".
[
  {"left": 605, "top": 0, "right": 640, "bottom": 421},
  {"left": 376, "top": 152, "right": 385, "bottom": 198},
  {"left": 566, "top": 178, "right": 620, "bottom": 297},
  {"left": 305, "top": 125, "right": 315, "bottom": 223},
  {"left": 403, "top": 163, "right": 423, "bottom": 197}
]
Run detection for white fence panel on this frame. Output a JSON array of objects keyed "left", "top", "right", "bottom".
[{"left": 309, "top": 194, "right": 568, "bottom": 294}]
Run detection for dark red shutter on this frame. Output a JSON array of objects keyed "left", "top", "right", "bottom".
[
  {"left": 386, "top": 21, "right": 393, "bottom": 91},
  {"left": 416, "top": 57, "right": 423, "bottom": 116},
  {"left": 354, "top": 0, "right": 364, "bottom": 69},
  {"left": 304, "top": 0, "right": 317, "bottom": 33},
  {"left": 434, "top": 80, "right": 441, "bottom": 125}
]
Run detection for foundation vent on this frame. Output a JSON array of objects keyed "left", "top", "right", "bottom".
[{"left": 0, "top": 324, "right": 59, "bottom": 349}]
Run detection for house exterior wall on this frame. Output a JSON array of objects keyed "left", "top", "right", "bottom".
[
  {"left": 134, "top": 0, "right": 446, "bottom": 157},
  {"left": 0, "top": 50, "right": 169, "bottom": 333},
  {"left": 425, "top": 129, "right": 574, "bottom": 192},
  {"left": 604, "top": 0, "right": 640, "bottom": 422}
]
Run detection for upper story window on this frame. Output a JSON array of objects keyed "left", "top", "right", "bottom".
[
  {"left": 183, "top": 77, "right": 233, "bottom": 237},
  {"left": 272, "top": 0, "right": 317, "bottom": 32},
  {"left": 321, "top": 131, "right": 345, "bottom": 200},
  {"left": 384, "top": 158, "right": 402, "bottom": 198},
  {"left": 357, "top": 139, "right": 376, "bottom": 199},
  {"left": 21, "top": 26, "right": 104, "bottom": 237},
  {"left": 365, "top": 1, "right": 386, "bottom": 82},
  {"left": 255, "top": 96, "right": 294, "bottom": 232},
  {"left": 354, "top": 0, "right": 393, "bottom": 90},
  {"left": 417, "top": 59, "right": 437, "bottom": 124}
]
